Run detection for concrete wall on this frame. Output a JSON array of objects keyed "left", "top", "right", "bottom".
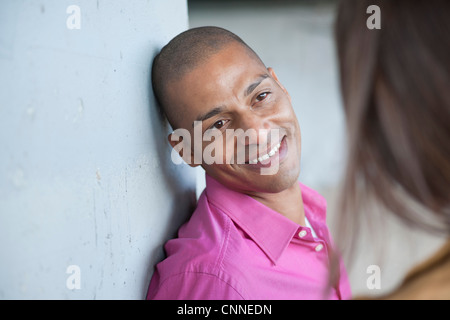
[{"left": 0, "top": 0, "right": 196, "bottom": 299}]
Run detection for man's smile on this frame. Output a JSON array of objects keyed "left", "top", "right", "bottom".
[
  {"left": 247, "top": 139, "right": 282, "bottom": 164},
  {"left": 243, "top": 135, "right": 288, "bottom": 170}
]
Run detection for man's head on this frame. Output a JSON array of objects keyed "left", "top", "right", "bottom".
[
  {"left": 152, "top": 26, "right": 263, "bottom": 129},
  {"left": 152, "top": 26, "right": 302, "bottom": 194}
]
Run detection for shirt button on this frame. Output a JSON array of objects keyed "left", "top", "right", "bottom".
[
  {"left": 298, "top": 230, "right": 307, "bottom": 238},
  {"left": 315, "top": 244, "right": 324, "bottom": 252}
]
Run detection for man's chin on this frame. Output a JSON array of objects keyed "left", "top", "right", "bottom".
[
  {"left": 253, "top": 169, "right": 300, "bottom": 194},
  {"left": 204, "top": 163, "right": 300, "bottom": 195}
]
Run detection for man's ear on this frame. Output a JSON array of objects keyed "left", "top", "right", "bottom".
[
  {"left": 168, "top": 133, "right": 201, "bottom": 168},
  {"left": 267, "top": 67, "right": 291, "bottom": 101}
]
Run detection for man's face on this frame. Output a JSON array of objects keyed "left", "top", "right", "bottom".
[{"left": 167, "top": 42, "right": 302, "bottom": 194}]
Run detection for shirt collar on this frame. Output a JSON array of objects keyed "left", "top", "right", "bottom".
[{"left": 204, "top": 174, "right": 326, "bottom": 264}]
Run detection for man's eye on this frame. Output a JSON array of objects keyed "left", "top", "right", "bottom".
[
  {"left": 212, "top": 120, "right": 226, "bottom": 129},
  {"left": 256, "top": 92, "right": 270, "bottom": 102}
]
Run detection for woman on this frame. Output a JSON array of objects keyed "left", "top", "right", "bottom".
[{"left": 334, "top": 0, "right": 450, "bottom": 299}]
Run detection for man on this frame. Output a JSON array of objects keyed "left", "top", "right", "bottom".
[{"left": 147, "top": 26, "right": 351, "bottom": 299}]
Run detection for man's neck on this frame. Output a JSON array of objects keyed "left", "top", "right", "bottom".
[{"left": 247, "top": 182, "right": 305, "bottom": 226}]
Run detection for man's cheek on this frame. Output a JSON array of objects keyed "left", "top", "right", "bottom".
[{"left": 202, "top": 139, "right": 225, "bottom": 165}]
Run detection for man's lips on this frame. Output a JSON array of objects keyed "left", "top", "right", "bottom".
[{"left": 244, "top": 135, "right": 287, "bottom": 165}]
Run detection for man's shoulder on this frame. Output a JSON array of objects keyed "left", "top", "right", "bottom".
[
  {"left": 153, "top": 192, "right": 233, "bottom": 277},
  {"left": 177, "top": 190, "right": 232, "bottom": 248},
  {"left": 148, "top": 192, "right": 249, "bottom": 299}
]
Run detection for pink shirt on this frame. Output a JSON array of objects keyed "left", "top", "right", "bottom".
[{"left": 147, "top": 174, "right": 351, "bottom": 300}]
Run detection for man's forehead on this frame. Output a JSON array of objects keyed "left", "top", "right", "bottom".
[{"left": 183, "top": 46, "right": 268, "bottom": 94}]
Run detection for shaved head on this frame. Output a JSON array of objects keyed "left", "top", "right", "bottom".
[{"left": 152, "top": 26, "right": 265, "bottom": 130}]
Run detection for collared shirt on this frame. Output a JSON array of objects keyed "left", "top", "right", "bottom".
[{"left": 147, "top": 174, "right": 352, "bottom": 300}]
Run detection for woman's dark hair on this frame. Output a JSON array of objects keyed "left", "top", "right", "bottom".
[{"left": 334, "top": 0, "right": 450, "bottom": 268}]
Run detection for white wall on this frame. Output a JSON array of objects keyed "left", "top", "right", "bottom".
[{"left": 0, "top": 0, "right": 196, "bottom": 299}]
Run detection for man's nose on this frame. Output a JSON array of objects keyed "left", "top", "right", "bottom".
[{"left": 236, "top": 114, "right": 272, "bottom": 147}]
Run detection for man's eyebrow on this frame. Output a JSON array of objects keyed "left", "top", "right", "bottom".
[
  {"left": 245, "top": 74, "right": 269, "bottom": 97},
  {"left": 191, "top": 74, "right": 269, "bottom": 128},
  {"left": 193, "top": 106, "right": 225, "bottom": 127}
]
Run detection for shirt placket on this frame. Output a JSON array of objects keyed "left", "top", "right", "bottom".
[{"left": 294, "top": 225, "right": 329, "bottom": 256}]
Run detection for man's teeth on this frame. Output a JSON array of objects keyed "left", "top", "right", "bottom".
[{"left": 248, "top": 142, "right": 281, "bottom": 164}]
